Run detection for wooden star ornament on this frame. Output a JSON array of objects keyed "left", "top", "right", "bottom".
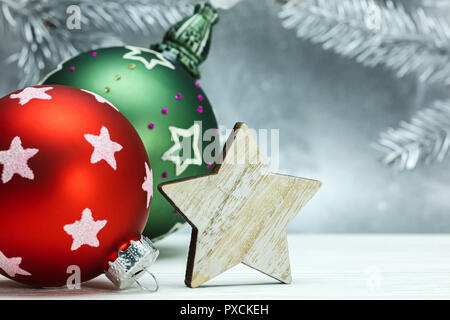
[{"left": 158, "top": 122, "right": 322, "bottom": 288}]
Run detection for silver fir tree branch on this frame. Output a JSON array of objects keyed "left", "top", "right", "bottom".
[
  {"left": 279, "top": 0, "right": 450, "bottom": 170},
  {"left": 0, "top": 0, "right": 193, "bottom": 87},
  {"left": 374, "top": 100, "right": 450, "bottom": 170},
  {"left": 279, "top": 0, "right": 450, "bottom": 84}
]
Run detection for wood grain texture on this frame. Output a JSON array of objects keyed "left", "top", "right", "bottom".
[{"left": 158, "top": 122, "right": 321, "bottom": 288}]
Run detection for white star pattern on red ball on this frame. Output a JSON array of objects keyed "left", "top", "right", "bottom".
[
  {"left": 84, "top": 126, "right": 123, "bottom": 170},
  {"left": 0, "top": 136, "right": 39, "bottom": 184},
  {"left": 9, "top": 87, "right": 53, "bottom": 106},
  {"left": 81, "top": 89, "right": 119, "bottom": 111},
  {"left": 63, "top": 208, "right": 107, "bottom": 251},
  {"left": 0, "top": 251, "right": 31, "bottom": 278},
  {"left": 142, "top": 162, "right": 153, "bottom": 208}
]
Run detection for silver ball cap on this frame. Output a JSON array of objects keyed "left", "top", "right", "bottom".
[{"left": 105, "top": 236, "right": 159, "bottom": 290}]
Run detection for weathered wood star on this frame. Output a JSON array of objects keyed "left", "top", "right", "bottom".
[{"left": 158, "top": 122, "right": 322, "bottom": 288}]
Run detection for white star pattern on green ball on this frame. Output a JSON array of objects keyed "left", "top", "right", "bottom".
[
  {"left": 9, "top": 87, "right": 53, "bottom": 105},
  {"left": 123, "top": 46, "right": 175, "bottom": 71},
  {"left": 142, "top": 162, "right": 153, "bottom": 208},
  {"left": 84, "top": 126, "right": 123, "bottom": 170},
  {"left": 0, "top": 136, "right": 39, "bottom": 183},
  {"left": 0, "top": 251, "right": 31, "bottom": 278},
  {"left": 63, "top": 209, "right": 107, "bottom": 251},
  {"left": 161, "top": 122, "right": 202, "bottom": 176}
]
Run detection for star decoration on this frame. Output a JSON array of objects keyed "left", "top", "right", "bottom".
[
  {"left": 142, "top": 162, "right": 153, "bottom": 208},
  {"left": 159, "top": 122, "right": 322, "bottom": 288},
  {"left": 0, "top": 136, "right": 39, "bottom": 184},
  {"left": 161, "top": 122, "right": 202, "bottom": 176},
  {"left": 63, "top": 208, "right": 107, "bottom": 251},
  {"left": 81, "top": 89, "right": 119, "bottom": 111},
  {"left": 123, "top": 46, "right": 175, "bottom": 71},
  {"left": 84, "top": 126, "right": 123, "bottom": 170},
  {"left": 9, "top": 87, "right": 53, "bottom": 106},
  {"left": 0, "top": 251, "right": 31, "bottom": 278}
]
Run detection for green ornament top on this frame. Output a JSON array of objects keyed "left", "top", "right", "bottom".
[{"left": 151, "top": 3, "right": 219, "bottom": 78}]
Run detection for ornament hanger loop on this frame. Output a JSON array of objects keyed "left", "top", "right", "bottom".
[{"left": 135, "top": 269, "right": 159, "bottom": 292}]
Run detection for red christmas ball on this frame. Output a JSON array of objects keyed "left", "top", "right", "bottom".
[{"left": 0, "top": 85, "right": 153, "bottom": 287}]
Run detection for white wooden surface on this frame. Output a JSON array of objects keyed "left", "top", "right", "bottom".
[{"left": 1, "top": 234, "right": 450, "bottom": 299}]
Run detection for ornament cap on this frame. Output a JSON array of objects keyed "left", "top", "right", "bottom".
[
  {"left": 151, "top": 3, "right": 219, "bottom": 78},
  {"left": 105, "top": 236, "right": 159, "bottom": 290}
]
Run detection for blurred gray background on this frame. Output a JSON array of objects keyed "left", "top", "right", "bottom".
[{"left": 1, "top": 0, "right": 449, "bottom": 233}]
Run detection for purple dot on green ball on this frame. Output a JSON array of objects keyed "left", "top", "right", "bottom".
[
  {"left": 174, "top": 210, "right": 180, "bottom": 215},
  {"left": 197, "top": 105, "right": 203, "bottom": 113},
  {"left": 92, "top": 52, "right": 98, "bottom": 57},
  {"left": 175, "top": 93, "right": 183, "bottom": 100},
  {"left": 195, "top": 81, "right": 200, "bottom": 88},
  {"left": 198, "top": 94, "right": 204, "bottom": 101},
  {"left": 69, "top": 66, "right": 75, "bottom": 72},
  {"left": 148, "top": 122, "right": 154, "bottom": 130},
  {"left": 162, "top": 108, "right": 168, "bottom": 114},
  {"left": 162, "top": 172, "right": 168, "bottom": 179}
]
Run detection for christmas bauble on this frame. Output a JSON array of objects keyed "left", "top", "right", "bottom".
[
  {"left": 0, "top": 85, "right": 153, "bottom": 287},
  {"left": 41, "top": 4, "right": 220, "bottom": 241}
]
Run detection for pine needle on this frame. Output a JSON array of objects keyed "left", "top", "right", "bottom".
[
  {"left": 0, "top": 0, "right": 193, "bottom": 87},
  {"left": 375, "top": 100, "right": 450, "bottom": 170},
  {"left": 279, "top": 0, "right": 450, "bottom": 84}
]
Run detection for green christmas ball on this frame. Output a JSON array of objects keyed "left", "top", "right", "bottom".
[{"left": 41, "top": 45, "right": 219, "bottom": 241}]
